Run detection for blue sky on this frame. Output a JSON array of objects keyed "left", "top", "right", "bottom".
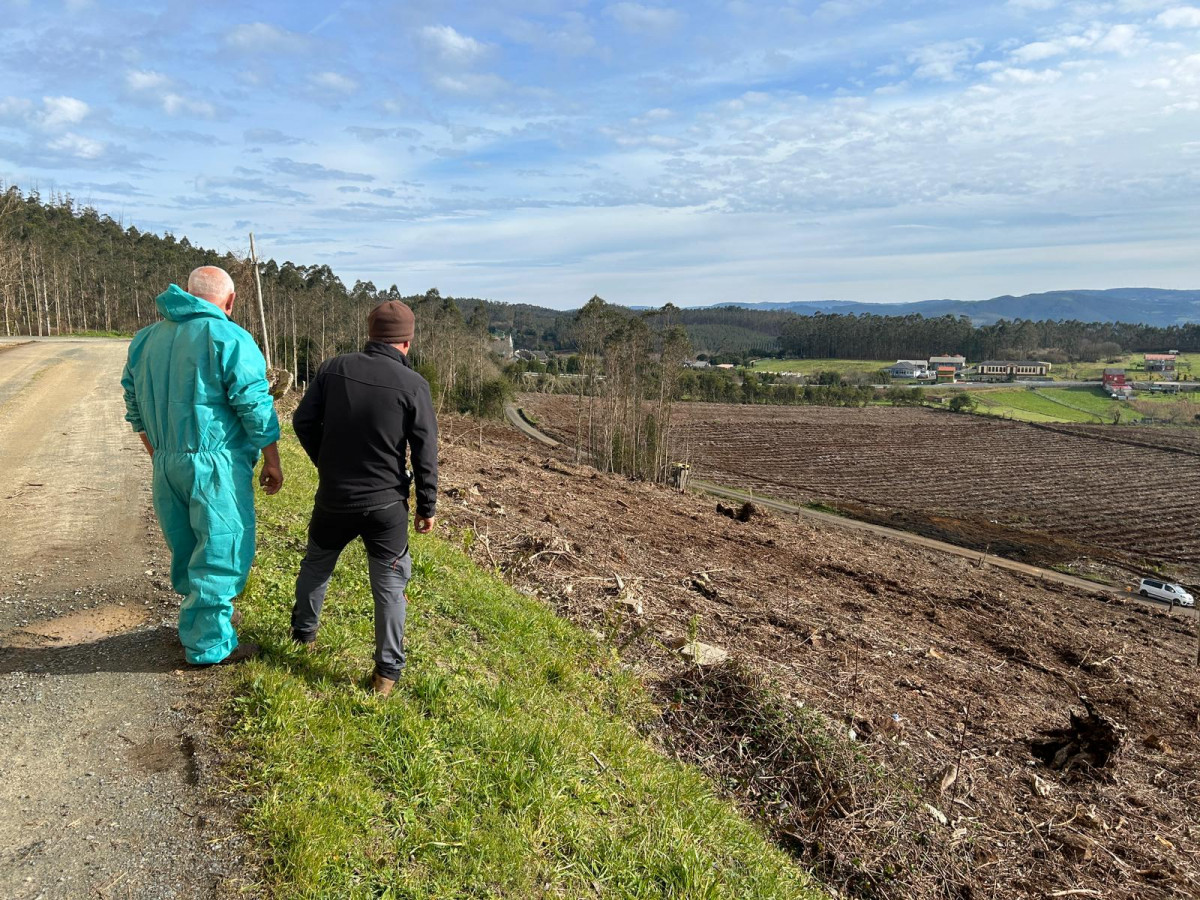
[{"left": 2, "top": 0, "right": 1198, "bottom": 309}]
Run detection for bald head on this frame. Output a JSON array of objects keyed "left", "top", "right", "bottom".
[{"left": 188, "top": 266, "right": 236, "bottom": 314}]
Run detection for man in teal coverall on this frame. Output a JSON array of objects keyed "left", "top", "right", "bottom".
[{"left": 122, "top": 266, "right": 283, "bottom": 665}]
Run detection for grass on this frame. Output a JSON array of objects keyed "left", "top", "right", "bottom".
[
  {"left": 967, "top": 386, "right": 1148, "bottom": 424},
  {"left": 968, "top": 388, "right": 1091, "bottom": 423},
  {"left": 964, "top": 385, "right": 1198, "bottom": 425},
  {"left": 224, "top": 433, "right": 822, "bottom": 900},
  {"left": 67, "top": 329, "right": 135, "bottom": 338}
]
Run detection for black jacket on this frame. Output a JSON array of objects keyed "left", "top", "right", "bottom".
[{"left": 293, "top": 342, "right": 438, "bottom": 517}]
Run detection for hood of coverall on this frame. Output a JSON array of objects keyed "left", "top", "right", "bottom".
[{"left": 155, "top": 284, "right": 229, "bottom": 323}]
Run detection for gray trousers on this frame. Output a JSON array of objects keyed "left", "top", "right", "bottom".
[{"left": 292, "top": 503, "right": 411, "bottom": 680}]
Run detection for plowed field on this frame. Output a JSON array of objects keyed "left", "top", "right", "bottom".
[{"left": 520, "top": 396, "right": 1200, "bottom": 581}]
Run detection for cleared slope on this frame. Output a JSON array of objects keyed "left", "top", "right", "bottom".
[{"left": 438, "top": 410, "right": 1200, "bottom": 900}]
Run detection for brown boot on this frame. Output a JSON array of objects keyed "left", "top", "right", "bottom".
[
  {"left": 292, "top": 630, "right": 316, "bottom": 650},
  {"left": 370, "top": 673, "right": 396, "bottom": 697}
]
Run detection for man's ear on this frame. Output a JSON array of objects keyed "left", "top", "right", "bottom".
[{"left": 224, "top": 292, "right": 236, "bottom": 315}]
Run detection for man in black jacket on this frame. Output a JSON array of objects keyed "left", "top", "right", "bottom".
[{"left": 291, "top": 300, "right": 437, "bottom": 696}]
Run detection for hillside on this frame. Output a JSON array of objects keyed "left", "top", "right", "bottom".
[{"left": 719, "top": 288, "right": 1200, "bottom": 327}]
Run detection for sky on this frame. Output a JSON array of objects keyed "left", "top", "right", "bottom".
[{"left": 1, "top": 0, "right": 1198, "bottom": 309}]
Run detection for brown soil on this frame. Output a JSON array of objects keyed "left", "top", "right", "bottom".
[
  {"left": 436, "top": 412, "right": 1200, "bottom": 900},
  {"left": 4, "top": 604, "right": 152, "bottom": 649},
  {"left": 521, "top": 396, "right": 1200, "bottom": 582}
]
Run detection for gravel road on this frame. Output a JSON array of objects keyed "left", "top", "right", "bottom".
[{"left": 0, "top": 339, "right": 253, "bottom": 900}]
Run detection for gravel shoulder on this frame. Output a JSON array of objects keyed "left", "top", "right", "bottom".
[{"left": 0, "top": 339, "right": 254, "bottom": 900}]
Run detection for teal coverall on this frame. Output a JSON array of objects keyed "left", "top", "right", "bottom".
[{"left": 121, "top": 285, "right": 280, "bottom": 664}]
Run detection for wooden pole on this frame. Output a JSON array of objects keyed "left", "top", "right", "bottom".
[
  {"left": 248, "top": 232, "right": 272, "bottom": 369},
  {"left": 291, "top": 297, "right": 298, "bottom": 384}
]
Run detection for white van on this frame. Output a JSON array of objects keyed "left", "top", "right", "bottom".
[{"left": 1138, "top": 578, "right": 1195, "bottom": 607}]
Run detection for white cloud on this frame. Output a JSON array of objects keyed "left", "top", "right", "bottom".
[
  {"left": 1156, "top": 6, "right": 1200, "bottom": 28},
  {"left": 162, "top": 93, "right": 216, "bottom": 118},
  {"left": 224, "top": 22, "right": 308, "bottom": 53},
  {"left": 992, "top": 66, "right": 1063, "bottom": 84},
  {"left": 47, "top": 132, "right": 104, "bottom": 159},
  {"left": 40, "top": 95, "right": 89, "bottom": 129},
  {"left": 1010, "top": 36, "right": 1090, "bottom": 63},
  {"left": 605, "top": 3, "right": 684, "bottom": 34},
  {"left": 310, "top": 71, "right": 359, "bottom": 94},
  {"left": 126, "top": 69, "right": 171, "bottom": 92},
  {"left": 0, "top": 96, "right": 33, "bottom": 118},
  {"left": 418, "top": 25, "right": 487, "bottom": 65},
  {"left": 908, "top": 40, "right": 981, "bottom": 81},
  {"left": 1094, "top": 24, "right": 1142, "bottom": 55}
]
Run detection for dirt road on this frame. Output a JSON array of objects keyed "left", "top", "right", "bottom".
[{"left": 0, "top": 339, "right": 250, "bottom": 899}]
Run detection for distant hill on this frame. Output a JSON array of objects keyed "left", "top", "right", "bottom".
[{"left": 713, "top": 289, "right": 1200, "bottom": 327}]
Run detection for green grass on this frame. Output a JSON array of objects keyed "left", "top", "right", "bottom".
[
  {"left": 966, "top": 386, "right": 1196, "bottom": 424},
  {"left": 749, "top": 358, "right": 893, "bottom": 377},
  {"left": 225, "top": 433, "right": 822, "bottom": 900},
  {"left": 967, "top": 386, "right": 1143, "bottom": 424},
  {"left": 969, "top": 388, "right": 1090, "bottom": 423},
  {"left": 69, "top": 329, "right": 135, "bottom": 338}
]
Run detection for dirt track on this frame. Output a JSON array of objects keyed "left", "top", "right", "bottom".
[{"left": 0, "top": 339, "right": 250, "bottom": 899}]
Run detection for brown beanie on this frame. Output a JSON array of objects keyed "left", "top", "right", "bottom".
[{"left": 368, "top": 301, "right": 415, "bottom": 343}]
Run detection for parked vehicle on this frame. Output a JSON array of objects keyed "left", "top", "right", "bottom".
[{"left": 1138, "top": 578, "right": 1195, "bottom": 607}]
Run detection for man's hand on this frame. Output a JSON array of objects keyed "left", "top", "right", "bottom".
[
  {"left": 138, "top": 432, "right": 154, "bottom": 459},
  {"left": 415, "top": 515, "right": 436, "bottom": 534},
  {"left": 259, "top": 442, "right": 284, "bottom": 495}
]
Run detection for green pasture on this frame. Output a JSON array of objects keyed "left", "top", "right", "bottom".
[{"left": 963, "top": 386, "right": 1198, "bottom": 424}]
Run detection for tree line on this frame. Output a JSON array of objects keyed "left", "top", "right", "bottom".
[
  {"left": 0, "top": 187, "right": 516, "bottom": 417},
  {"left": 778, "top": 312, "right": 1198, "bottom": 361}
]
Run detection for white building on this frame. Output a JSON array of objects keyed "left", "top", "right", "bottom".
[{"left": 887, "top": 359, "right": 929, "bottom": 378}]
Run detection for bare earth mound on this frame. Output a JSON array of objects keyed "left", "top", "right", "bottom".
[{"left": 437, "top": 412, "right": 1200, "bottom": 899}]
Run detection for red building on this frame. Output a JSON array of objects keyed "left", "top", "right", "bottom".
[{"left": 1102, "top": 368, "right": 1127, "bottom": 389}]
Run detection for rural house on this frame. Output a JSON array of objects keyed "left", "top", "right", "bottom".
[
  {"left": 1144, "top": 353, "right": 1177, "bottom": 375},
  {"left": 887, "top": 359, "right": 929, "bottom": 378},
  {"left": 929, "top": 354, "right": 967, "bottom": 371},
  {"left": 935, "top": 365, "right": 958, "bottom": 383},
  {"left": 1103, "top": 368, "right": 1133, "bottom": 398},
  {"left": 970, "top": 360, "right": 1052, "bottom": 381},
  {"left": 1102, "top": 368, "right": 1127, "bottom": 390}
]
